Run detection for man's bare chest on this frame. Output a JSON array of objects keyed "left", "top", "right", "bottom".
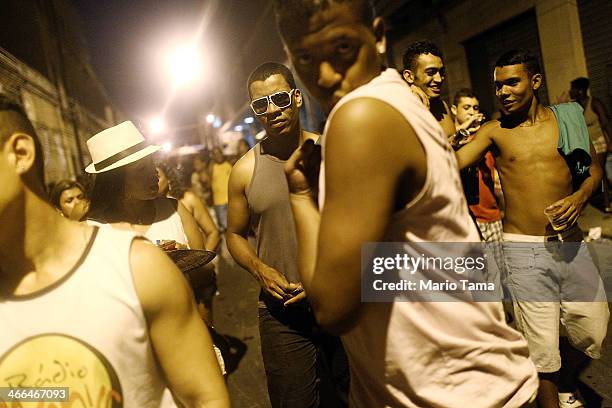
[{"left": 494, "top": 122, "right": 562, "bottom": 166}]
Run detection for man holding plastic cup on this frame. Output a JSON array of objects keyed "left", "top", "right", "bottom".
[{"left": 456, "top": 50, "right": 609, "bottom": 408}]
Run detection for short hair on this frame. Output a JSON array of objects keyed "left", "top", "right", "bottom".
[
  {"left": 247, "top": 62, "right": 297, "bottom": 97},
  {"left": 495, "top": 49, "right": 541, "bottom": 78},
  {"left": 570, "top": 77, "right": 590, "bottom": 91},
  {"left": 50, "top": 179, "right": 85, "bottom": 209},
  {"left": 273, "top": 0, "right": 375, "bottom": 37},
  {"left": 0, "top": 95, "right": 45, "bottom": 185},
  {"left": 453, "top": 88, "right": 478, "bottom": 106},
  {"left": 402, "top": 40, "right": 444, "bottom": 71}
]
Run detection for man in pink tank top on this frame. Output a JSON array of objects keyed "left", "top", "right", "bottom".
[
  {"left": 0, "top": 96, "right": 229, "bottom": 407},
  {"left": 274, "top": 1, "right": 539, "bottom": 407}
]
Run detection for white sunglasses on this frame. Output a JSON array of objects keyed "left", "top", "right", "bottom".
[{"left": 250, "top": 89, "right": 296, "bottom": 115}]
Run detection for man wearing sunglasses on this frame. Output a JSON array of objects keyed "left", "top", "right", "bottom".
[{"left": 226, "top": 62, "right": 348, "bottom": 407}]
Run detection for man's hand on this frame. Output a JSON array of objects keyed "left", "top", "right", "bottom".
[
  {"left": 545, "top": 191, "right": 588, "bottom": 229},
  {"left": 255, "top": 263, "right": 297, "bottom": 301},
  {"left": 283, "top": 284, "right": 306, "bottom": 307},
  {"left": 284, "top": 139, "right": 319, "bottom": 196},
  {"left": 449, "top": 131, "right": 475, "bottom": 148},
  {"left": 457, "top": 113, "right": 484, "bottom": 134}
]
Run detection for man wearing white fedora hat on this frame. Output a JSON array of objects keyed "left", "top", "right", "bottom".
[{"left": 0, "top": 99, "right": 229, "bottom": 407}]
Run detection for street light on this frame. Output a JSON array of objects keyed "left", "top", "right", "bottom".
[
  {"left": 148, "top": 117, "right": 167, "bottom": 135},
  {"left": 161, "top": 142, "right": 173, "bottom": 152},
  {"left": 166, "top": 46, "right": 204, "bottom": 87}
]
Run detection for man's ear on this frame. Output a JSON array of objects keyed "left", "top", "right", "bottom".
[
  {"left": 294, "top": 89, "right": 303, "bottom": 108},
  {"left": 402, "top": 69, "right": 415, "bottom": 85},
  {"left": 7, "top": 133, "right": 37, "bottom": 175},
  {"left": 372, "top": 17, "right": 386, "bottom": 55},
  {"left": 531, "top": 73, "right": 543, "bottom": 92},
  {"left": 450, "top": 105, "right": 458, "bottom": 116}
]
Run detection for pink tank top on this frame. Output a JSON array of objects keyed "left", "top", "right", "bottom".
[{"left": 319, "top": 69, "right": 537, "bottom": 407}]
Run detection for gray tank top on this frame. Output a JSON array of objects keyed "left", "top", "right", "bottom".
[{"left": 246, "top": 143, "right": 300, "bottom": 284}]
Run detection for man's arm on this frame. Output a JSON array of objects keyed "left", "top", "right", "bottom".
[
  {"left": 130, "top": 239, "right": 230, "bottom": 408},
  {"left": 225, "top": 154, "right": 297, "bottom": 301},
  {"left": 454, "top": 122, "right": 496, "bottom": 169},
  {"left": 287, "top": 98, "right": 426, "bottom": 335},
  {"left": 183, "top": 191, "right": 220, "bottom": 251},
  {"left": 177, "top": 200, "right": 206, "bottom": 250}
]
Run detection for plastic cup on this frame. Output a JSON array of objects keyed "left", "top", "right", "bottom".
[{"left": 544, "top": 206, "right": 566, "bottom": 231}]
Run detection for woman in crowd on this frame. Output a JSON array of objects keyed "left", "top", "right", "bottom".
[
  {"left": 157, "top": 161, "right": 220, "bottom": 251},
  {"left": 86, "top": 122, "right": 204, "bottom": 250},
  {"left": 50, "top": 179, "right": 90, "bottom": 221},
  {"left": 157, "top": 161, "right": 222, "bottom": 325}
]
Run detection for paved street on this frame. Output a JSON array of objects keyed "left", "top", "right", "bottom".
[{"left": 212, "top": 204, "right": 612, "bottom": 408}]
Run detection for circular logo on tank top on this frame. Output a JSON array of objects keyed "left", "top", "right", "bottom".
[{"left": 0, "top": 333, "right": 123, "bottom": 407}]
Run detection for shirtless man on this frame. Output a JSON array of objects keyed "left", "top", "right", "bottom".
[
  {"left": 456, "top": 49, "right": 609, "bottom": 408},
  {"left": 0, "top": 96, "right": 229, "bottom": 407},
  {"left": 402, "top": 40, "right": 455, "bottom": 136},
  {"left": 274, "top": 1, "right": 539, "bottom": 406},
  {"left": 226, "top": 63, "right": 347, "bottom": 407}
]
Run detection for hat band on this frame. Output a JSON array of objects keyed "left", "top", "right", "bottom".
[{"left": 93, "top": 141, "right": 148, "bottom": 172}]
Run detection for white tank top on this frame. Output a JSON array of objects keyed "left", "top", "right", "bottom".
[
  {"left": 0, "top": 226, "right": 170, "bottom": 407},
  {"left": 319, "top": 69, "right": 538, "bottom": 407},
  {"left": 145, "top": 198, "right": 189, "bottom": 246}
]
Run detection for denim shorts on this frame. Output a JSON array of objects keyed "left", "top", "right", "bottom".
[{"left": 502, "top": 234, "right": 609, "bottom": 372}]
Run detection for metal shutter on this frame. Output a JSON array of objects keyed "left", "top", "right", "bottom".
[
  {"left": 464, "top": 9, "right": 549, "bottom": 116},
  {"left": 578, "top": 0, "right": 612, "bottom": 111}
]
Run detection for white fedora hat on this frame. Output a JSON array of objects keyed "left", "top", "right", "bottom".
[{"left": 85, "top": 121, "right": 160, "bottom": 174}]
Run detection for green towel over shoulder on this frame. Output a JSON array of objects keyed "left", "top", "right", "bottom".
[{"left": 549, "top": 102, "right": 592, "bottom": 189}]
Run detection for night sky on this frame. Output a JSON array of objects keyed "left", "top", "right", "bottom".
[{"left": 73, "top": 0, "right": 285, "bottom": 130}]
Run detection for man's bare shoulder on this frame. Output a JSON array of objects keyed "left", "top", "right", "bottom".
[
  {"left": 129, "top": 238, "right": 187, "bottom": 314},
  {"left": 478, "top": 119, "right": 502, "bottom": 138},
  {"left": 230, "top": 148, "right": 255, "bottom": 188},
  {"left": 329, "top": 97, "right": 421, "bottom": 158}
]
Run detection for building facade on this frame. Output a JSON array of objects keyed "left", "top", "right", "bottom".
[
  {"left": 0, "top": 0, "right": 118, "bottom": 185},
  {"left": 385, "top": 0, "right": 612, "bottom": 116}
]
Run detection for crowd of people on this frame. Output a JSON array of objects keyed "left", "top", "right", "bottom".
[{"left": 1, "top": 0, "right": 610, "bottom": 407}]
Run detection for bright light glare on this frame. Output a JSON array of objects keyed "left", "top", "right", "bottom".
[
  {"left": 244, "top": 117, "right": 254, "bottom": 124},
  {"left": 161, "top": 142, "right": 172, "bottom": 152},
  {"left": 149, "top": 117, "right": 166, "bottom": 134},
  {"left": 167, "top": 46, "right": 203, "bottom": 86},
  {"left": 213, "top": 118, "right": 222, "bottom": 128},
  {"left": 234, "top": 125, "right": 243, "bottom": 132},
  {"left": 206, "top": 113, "right": 215, "bottom": 124}
]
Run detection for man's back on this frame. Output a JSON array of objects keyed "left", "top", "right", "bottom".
[
  {"left": 476, "top": 109, "right": 573, "bottom": 235},
  {"left": 319, "top": 68, "right": 538, "bottom": 408}
]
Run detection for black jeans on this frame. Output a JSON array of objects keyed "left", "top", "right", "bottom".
[{"left": 258, "top": 301, "right": 349, "bottom": 408}]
